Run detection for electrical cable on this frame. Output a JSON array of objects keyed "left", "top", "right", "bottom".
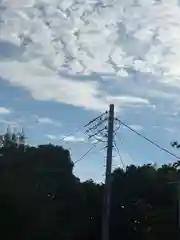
[
  {"left": 54, "top": 111, "right": 108, "bottom": 145},
  {"left": 116, "top": 134, "right": 138, "bottom": 166},
  {"left": 117, "top": 119, "right": 180, "bottom": 161},
  {"left": 84, "top": 111, "right": 108, "bottom": 128},
  {"left": 74, "top": 141, "right": 100, "bottom": 165},
  {"left": 114, "top": 141, "right": 126, "bottom": 169},
  {"left": 85, "top": 118, "right": 107, "bottom": 133}
]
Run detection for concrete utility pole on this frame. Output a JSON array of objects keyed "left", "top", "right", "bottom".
[{"left": 102, "top": 104, "right": 114, "bottom": 240}]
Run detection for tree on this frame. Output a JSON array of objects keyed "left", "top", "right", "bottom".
[
  {"left": 0, "top": 134, "right": 180, "bottom": 239},
  {"left": 0, "top": 142, "right": 82, "bottom": 239}
]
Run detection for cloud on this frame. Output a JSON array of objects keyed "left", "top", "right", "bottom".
[
  {"left": 0, "top": 59, "right": 108, "bottom": 111},
  {"left": 45, "top": 134, "right": 58, "bottom": 140},
  {"left": 45, "top": 134, "right": 85, "bottom": 143},
  {"left": 62, "top": 135, "right": 85, "bottom": 143},
  {"left": 37, "top": 117, "right": 53, "bottom": 124},
  {"left": 36, "top": 117, "right": 61, "bottom": 126},
  {"left": 3, "top": 0, "right": 34, "bottom": 8},
  {"left": 3, "top": 0, "right": 180, "bottom": 181},
  {"left": 0, "top": 107, "right": 12, "bottom": 115},
  {"left": 106, "top": 96, "right": 152, "bottom": 111},
  {"left": 1, "top": 0, "right": 180, "bottom": 115},
  {"left": 129, "top": 125, "right": 144, "bottom": 131},
  {"left": 163, "top": 127, "right": 177, "bottom": 134}
]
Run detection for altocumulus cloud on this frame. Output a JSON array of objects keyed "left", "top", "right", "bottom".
[{"left": 1, "top": 0, "right": 180, "bottom": 118}]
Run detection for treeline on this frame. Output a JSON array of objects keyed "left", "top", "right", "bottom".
[{"left": 0, "top": 132, "right": 180, "bottom": 239}]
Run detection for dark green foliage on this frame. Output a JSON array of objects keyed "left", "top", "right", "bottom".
[{"left": 0, "top": 134, "right": 180, "bottom": 239}]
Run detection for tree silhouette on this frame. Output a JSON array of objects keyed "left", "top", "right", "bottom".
[{"left": 0, "top": 132, "right": 179, "bottom": 239}]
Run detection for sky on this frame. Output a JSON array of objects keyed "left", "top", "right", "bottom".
[{"left": 1, "top": 0, "right": 180, "bottom": 182}]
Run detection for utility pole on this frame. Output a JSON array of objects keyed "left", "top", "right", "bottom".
[
  {"left": 102, "top": 104, "right": 114, "bottom": 240},
  {"left": 178, "top": 183, "right": 180, "bottom": 229},
  {"left": 169, "top": 182, "right": 180, "bottom": 229}
]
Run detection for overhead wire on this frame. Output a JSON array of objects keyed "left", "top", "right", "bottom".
[
  {"left": 45, "top": 110, "right": 109, "bottom": 168},
  {"left": 117, "top": 119, "right": 180, "bottom": 161},
  {"left": 74, "top": 141, "right": 101, "bottom": 165},
  {"left": 48, "top": 127, "right": 85, "bottom": 153},
  {"left": 113, "top": 140, "right": 126, "bottom": 170},
  {"left": 84, "top": 111, "right": 108, "bottom": 128},
  {"left": 54, "top": 110, "right": 108, "bottom": 146},
  {"left": 116, "top": 133, "right": 138, "bottom": 166},
  {"left": 56, "top": 127, "right": 84, "bottom": 144}
]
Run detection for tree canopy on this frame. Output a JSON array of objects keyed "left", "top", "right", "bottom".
[{"left": 0, "top": 132, "right": 179, "bottom": 239}]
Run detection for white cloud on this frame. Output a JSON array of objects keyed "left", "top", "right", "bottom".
[
  {"left": 106, "top": 96, "right": 151, "bottom": 108},
  {"left": 45, "top": 134, "right": 85, "bottom": 143},
  {"left": 36, "top": 116, "right": 61, "bottom": 126},
  {"left": 1, "top": 0, "right": 180, "bottom": 78},
  {"left": 163, "top": 127, "right": 177, "bottom": 134},
  {"left": 0, "top": 59, "right": 107, "bottom": 112},
  {"left": 0, "top": 107, "right": 12, "bottom": 115},
  {"left": 45, "top": 134, "right": 58, "bottom": 140},
  {"left": 3, "top": 0, "right": 180, "bottom": 182},
  {"left": 121, "top": 124, "right": 144, "bottom": 132},
  {"left": 63, "top": 135, "right": 85, "bottom": 143},
  {"left": 129, "top": 125, "right": 144, "bottom": 131},
  {"left": 37, "top": 117, "right": 53, "bottom": 124},
  {"left": 1, "top": 0, "right": 180, "bottom": 115}
]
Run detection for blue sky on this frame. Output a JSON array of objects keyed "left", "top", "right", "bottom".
[{"left": 1, "top": 0, "right": 180, "bottom": 182}]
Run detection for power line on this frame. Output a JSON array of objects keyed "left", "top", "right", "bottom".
[
  {"left": 51, "top": 127, "right": 84, "bottom": 151},
  {"left": 74, "top": 141, "right": 100, "bottom": 165},
  {"left": 57, "top": 127, "right": 83, "bottom": 143},
  {"left": 84, "top": 111, "right": 108, "bottom": 128},
  {"left": 114, "top": 141, "right": 125, "bottom": 169},
  {"left": 55, "top": 123, "right": 91, "bottom": 146},
  {"left": 117, "top": 119, "right": 180, "bottom": 161},
  {"left": 54, "top": 111, "right": 108, "bottom": 145},
  {"left": 115, "top": 132, "right": 138, "bottom": 166},
  {"left": 85, "top": 118, "right": 107, "bottom": 134}
]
